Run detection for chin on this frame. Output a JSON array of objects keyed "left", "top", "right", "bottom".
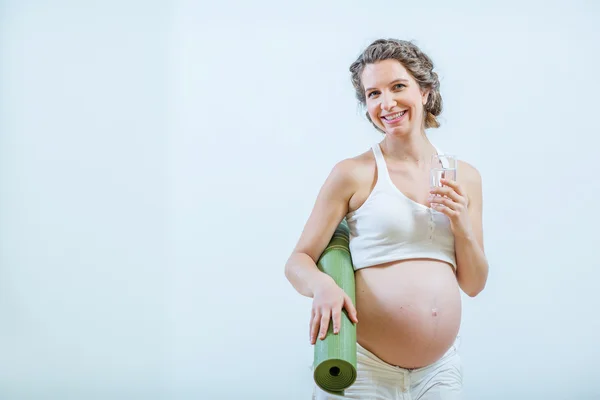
[{"left": 384, "top": 126, "right": 411, "bottom": 137}]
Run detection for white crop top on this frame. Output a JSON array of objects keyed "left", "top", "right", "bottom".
[{"left": 345, "top": 143, "right": 456, "bottom": 271}]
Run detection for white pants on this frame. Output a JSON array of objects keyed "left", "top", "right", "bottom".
[{"left": 313, "top": 339, "right": 463, "bottom": 400}]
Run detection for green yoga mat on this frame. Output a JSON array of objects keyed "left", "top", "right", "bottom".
[{"left": 313, "top": 219, "right": 357, "bottom": 396}]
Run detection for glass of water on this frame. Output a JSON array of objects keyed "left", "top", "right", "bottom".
[{"left": 430, "top": 154, "right": 457, "bottom": 188}]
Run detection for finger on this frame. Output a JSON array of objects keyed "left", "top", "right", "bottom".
[
  {"left": 331, "top": 307, "right": 341, "bottom": 334},
  {"left": 310, "top": 311, "right": 321, "bottom": 344},
  {"left": 309, "top": 307, "right": 315, "bottom": 340},
  {"left": 430, "top": 186, "right": 463, "bottom": 204},
  {"left": 440, "top": 178, "right": 465, "bottom": 196},
  {"left": 318, "top": 310, "right": 332, "bottom": 340},
  {"left": 431, "top": 202, "right": 458, "bottom": 217},
  {"left": 430, "top": 195, "right": 459, "bottom": 211},
  {"left": 344, "top": 295, "right": 359, "bottom": 323}
]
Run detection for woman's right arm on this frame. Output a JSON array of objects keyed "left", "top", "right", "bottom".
[{"left": 284, "top": 159, "right": 360, "bottom": 343}]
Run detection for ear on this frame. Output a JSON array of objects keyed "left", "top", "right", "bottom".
[{"left": 421, "top": 89, "right": 430, "bottom": 106}]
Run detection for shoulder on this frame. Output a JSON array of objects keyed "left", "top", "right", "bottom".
[
  {"left": 458, "top": 160, "right": 481, "bottom": 184},
  {"left": 329, "top": 148, "right": 376, "bottom": 184},
  {"left": 458, "top": 160, "right": 482, "bottom": 204}
]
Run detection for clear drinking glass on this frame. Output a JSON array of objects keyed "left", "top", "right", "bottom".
[{"left": 430, "top": 154, "right": 457, "bottom": 188}]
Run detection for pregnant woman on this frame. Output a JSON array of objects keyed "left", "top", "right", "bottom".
[{"left": 284, "top": 38, "right": 489, "bottom": 400}]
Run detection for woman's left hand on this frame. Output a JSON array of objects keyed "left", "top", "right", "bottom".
[{"left": 428, "top": 178, "right": 473, "bottom": 238}]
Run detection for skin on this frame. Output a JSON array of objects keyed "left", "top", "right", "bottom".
[{"left": 284, "top": 58, "right": 488, "bottom": 369}]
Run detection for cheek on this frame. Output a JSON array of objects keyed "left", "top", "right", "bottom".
[
  {"left": 368, "top": 107, "right": 383, "bottom": 128},
  {"left": 366, "top": 102, "right": 379, "bottom": 119}
]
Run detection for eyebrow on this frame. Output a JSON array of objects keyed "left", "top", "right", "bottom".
[{"left": 365, "top": 79, "right": 409, "bottom": 92}]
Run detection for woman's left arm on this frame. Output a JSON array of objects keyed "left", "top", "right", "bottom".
[{"left": 429, "top": 161, "right": 489, "bottom": 297}]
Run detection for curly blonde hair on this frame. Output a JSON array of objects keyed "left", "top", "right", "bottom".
[{"left": 349, "top": 39, "right": 443, "bottom": 133}]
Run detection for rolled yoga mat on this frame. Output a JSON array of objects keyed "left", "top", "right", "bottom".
[{"left": 313, "top": 219, "right": 357, "bottom": 396}]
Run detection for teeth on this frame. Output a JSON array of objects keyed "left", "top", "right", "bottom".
[{"left": 384, "top": 111, "right": 405, "bottom": 120}]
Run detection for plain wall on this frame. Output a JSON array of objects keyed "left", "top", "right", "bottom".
[{"left": 1, "top": 1, "right": 599, "bottom": 399}]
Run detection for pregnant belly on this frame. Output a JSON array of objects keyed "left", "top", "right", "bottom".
[{"left": 355, "top": 260, "right": 462, "bottom": 369}]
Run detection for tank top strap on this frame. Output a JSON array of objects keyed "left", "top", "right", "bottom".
[
  {"left": 371, "top": 143, "right": 391, "bottom": 181},
  {"left": 433, "top": 145, "right": 450, "bottom": 168}
]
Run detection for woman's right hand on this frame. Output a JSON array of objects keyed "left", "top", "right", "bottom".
[{"left": 310, "top": 279, "right": 359, "bottom": 344}]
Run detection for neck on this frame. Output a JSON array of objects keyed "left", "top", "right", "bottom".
[{"left": 380, "top": 131, "right": 437, "bottom": 165}]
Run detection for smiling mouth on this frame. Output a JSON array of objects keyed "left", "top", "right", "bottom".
[{"left": 382, "top": 110, "right": 406, "bottom": 122}]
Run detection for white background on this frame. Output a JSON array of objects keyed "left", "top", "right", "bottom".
[{"left": 1, "top": 1, "right": 599, "bottom": 399}]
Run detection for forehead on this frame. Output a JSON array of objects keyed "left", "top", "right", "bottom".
[{"left": 361, "top": 59, "right": 412, "bottom": 89}]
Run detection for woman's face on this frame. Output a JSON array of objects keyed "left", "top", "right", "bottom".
[{"left": 361, "top": 59, "right": 429, "bottom": 137}]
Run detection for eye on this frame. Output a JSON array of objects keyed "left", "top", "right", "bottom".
[
  {"left": 394, "top": 83, "right": 406, "bottom": 90},
  {"left": 367, "top": 91, "right": 379, "bottom": 98}
]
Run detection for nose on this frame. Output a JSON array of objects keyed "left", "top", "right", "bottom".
[{"left": 380, "top": 92, "right": 396, "bottom": 111}]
